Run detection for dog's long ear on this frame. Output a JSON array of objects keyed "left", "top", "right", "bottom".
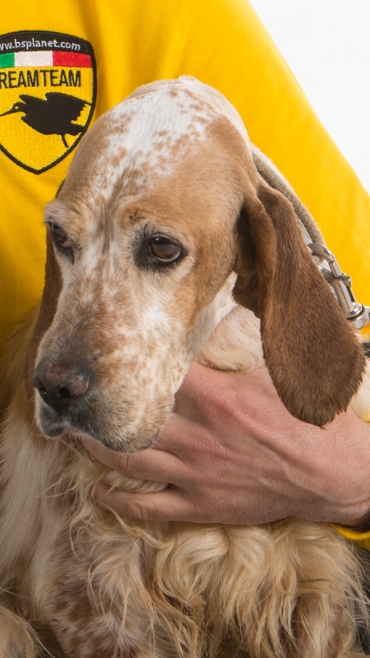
[
  {"left": 233, "top": 179, "right": 365, "bottom": 426},
  {"left": 24, "top": 231, "right": 62, "bottom": 398}
]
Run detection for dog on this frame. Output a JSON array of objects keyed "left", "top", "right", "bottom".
[{"left": 1, "top": 76, "right": 370, "bottom": 658}]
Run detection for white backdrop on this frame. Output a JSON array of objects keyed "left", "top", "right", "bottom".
[{"left": 248, "top": 0, "right": 370, "bottom": 193}]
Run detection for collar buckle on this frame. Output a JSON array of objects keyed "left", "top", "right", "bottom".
[{"left": 309, "top": 243, "right": 370, "bottom": 330}]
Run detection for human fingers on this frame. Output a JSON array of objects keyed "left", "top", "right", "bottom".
[
  {"left": 81, "top": 435, "right": 184, "bottom": 484},
  {"left": 94, "top": 479, "right": 286, "bottom": 525},
  {"left": 94, "top": 482, "right": 210, "bottom": 523}
]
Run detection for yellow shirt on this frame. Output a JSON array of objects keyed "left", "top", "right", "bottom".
[{"left": 1, "top": 0, "right": 370, "bottom": 545}]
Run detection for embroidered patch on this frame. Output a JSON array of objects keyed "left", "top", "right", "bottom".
[{"left": 0, "top": 31, "right": 96, "bottom": 174}]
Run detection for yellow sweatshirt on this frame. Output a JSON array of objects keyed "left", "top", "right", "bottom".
[{"left": 1, "top": 0, "right": 369, "bottom": 545}]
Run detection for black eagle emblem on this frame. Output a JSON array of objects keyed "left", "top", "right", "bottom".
[{"left": 0, "top": 92, "right": 90, "bottom": 147}]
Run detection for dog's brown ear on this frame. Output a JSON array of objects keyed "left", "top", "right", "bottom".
[
  {"left": 24, "top": 231, "right": 62, "bottom": 397},
  {"left": 233, "top": 180, "right": 365, "bottom": 426}
]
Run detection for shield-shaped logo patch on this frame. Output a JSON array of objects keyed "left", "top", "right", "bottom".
[{"left": 0, "top": 30, "right": 97, "bottom": 173}]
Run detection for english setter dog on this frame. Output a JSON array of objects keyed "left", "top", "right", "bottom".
[{"left": 1, "top": 77, "right": 370, "bottom": 658}]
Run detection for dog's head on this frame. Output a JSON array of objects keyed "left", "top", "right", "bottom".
[{"left": 30, "top": 77, "right": 364, "bottom": 451}]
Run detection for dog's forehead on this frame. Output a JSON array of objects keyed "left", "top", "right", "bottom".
[
  {"left": 105, "top": 87, "right": 213, "bottom": 180},
  {"left": 62, "top": 77, "right": 250, "bottom": 204},
  {"left": 105, "top": 76, "right": 249, "bottom": 154}
]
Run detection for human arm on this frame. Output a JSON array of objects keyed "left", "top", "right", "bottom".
[{"left": 82, "top": 361, "right": 370, "bottom": 529}]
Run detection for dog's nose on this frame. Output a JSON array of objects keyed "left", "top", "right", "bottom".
[{"left": 32, "top": 363, "right": 92, "bottom": 413}]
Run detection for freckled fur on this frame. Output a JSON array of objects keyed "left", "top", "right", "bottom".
[{"left": 0, "top": 77, "right": 369, "bottom": 658}]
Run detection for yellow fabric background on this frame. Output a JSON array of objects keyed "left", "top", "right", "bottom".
[
  {"left": 331, "top": 524, "right": 370, "bottom": 550},
  {"left": 1, "top": 0, "right": 370, "bottom": 545}
]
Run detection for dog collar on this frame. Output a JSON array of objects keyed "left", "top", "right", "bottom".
[{"left": 308, "top": 242, "right": 370, "bottom": 331}]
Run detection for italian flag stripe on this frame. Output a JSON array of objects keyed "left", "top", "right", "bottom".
[
  {"left": 15, "top": 51, "right": 53, "bottom": 67},
  {"left": 0, "top": 51, "right": 92, "bottom": 68},
  {"left": 0, "top": 53, "right": 15, "bottom": 68},
  {"left": 52, "top": 52, "right": 92, "bottom": 67}
]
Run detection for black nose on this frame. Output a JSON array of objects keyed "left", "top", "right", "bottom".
[{"left": 32, "top": 362, "right": 92, "bottom": 413}]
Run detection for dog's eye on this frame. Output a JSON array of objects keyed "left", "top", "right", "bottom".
[
  {"left": 148, "top": 236, "right": 182, "bottom": 263},
  {"left": 49, "top": 223, "right": 71, "bottom": 248},
  {"left": 47, "top": 222, "right": 74, "bottom": 260},
  {"left": 135, "top": 232, "right": 186, "bottom": 271}
]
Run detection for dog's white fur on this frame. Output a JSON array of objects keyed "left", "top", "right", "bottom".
[{"left": 1, "top": 77, "right": 370, "bottom": 658}]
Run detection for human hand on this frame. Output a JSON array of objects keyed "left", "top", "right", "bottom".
[{"left": 82, "top": 362, "right": 370, "bottom": 526}]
